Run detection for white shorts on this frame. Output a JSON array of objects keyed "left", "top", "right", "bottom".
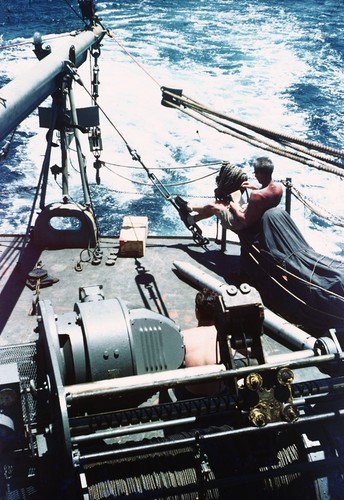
[{"left": 219, "top": 208, "right": 235, "bottom": 229}]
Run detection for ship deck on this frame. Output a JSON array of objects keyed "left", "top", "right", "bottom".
[
  {"left": 0, "top": 232, "right": 325, "bottom": 383},
  {"left": 0, "top": 233, "right": 241, "bottom": 344},
  {"left": 2, "top": 231, "right": 341, "bottom": 499}
]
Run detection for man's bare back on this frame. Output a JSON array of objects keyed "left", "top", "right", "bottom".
[
  {"left": 183, "top": 325, "right": 226, "bottom": 395},
  {"left": 230, "top": 179, "right": 283, "bottom": 230}
]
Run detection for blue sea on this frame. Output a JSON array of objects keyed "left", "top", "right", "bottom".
[{"left": 0, "top": 0, "right": 343, "bottom": 257}]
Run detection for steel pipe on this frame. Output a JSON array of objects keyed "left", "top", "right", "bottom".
[
  {"left": 78, "top": 407, "right": 344, "bottom": 464},
  {"left": 263, "top": 308, "right": 317, "bottom": 350},
  {"left": 173, "top": 260, "right": 319, "bottom": 351},
  {"left": 65, "top": 352, "right": 344, "bottom": 405}
]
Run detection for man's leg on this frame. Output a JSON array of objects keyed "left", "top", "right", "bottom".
[
  {"left": 175, "top": 196, "right": 230, "bottom": 228},
  {"left": 191, "top": 203, "right": 221, "bottom": 223}
]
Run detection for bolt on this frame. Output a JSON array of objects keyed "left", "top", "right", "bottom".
[
  {"left": 283, "top": 404, "right": 299, "bottom": 423},
  {"left": 246, "top": 372, "right": 263, "bottom": 391},
  {"left": 250, "top": 408, "right": 267, "bottom": 427},
  {"left": 277, "top": 367, "right": 294, "bottom": 385}
]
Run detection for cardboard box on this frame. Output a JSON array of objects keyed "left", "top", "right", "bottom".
[{"left": 119, "top": 216, "right": 148, "bottom": 257}]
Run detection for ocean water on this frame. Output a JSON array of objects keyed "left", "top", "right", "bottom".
[{"left": 0, "top": 0, "right": 343, "bottom": 257}]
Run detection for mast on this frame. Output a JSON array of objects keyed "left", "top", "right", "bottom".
[{"left": 0, "top": 25, "right": 105, "bottom": 143}]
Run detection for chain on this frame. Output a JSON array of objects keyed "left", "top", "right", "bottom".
[{"left": 89, "top": 45, "right": 104, "bottom": 184}]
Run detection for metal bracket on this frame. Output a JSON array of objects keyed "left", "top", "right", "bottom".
[{"left": 244, "top": 367, "right": 299, "bottom": 427}]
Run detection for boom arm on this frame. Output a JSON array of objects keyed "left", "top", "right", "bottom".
[{"left": 0, "top": 25, "right": 105, "bottom": 142}]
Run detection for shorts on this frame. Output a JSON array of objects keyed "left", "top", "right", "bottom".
[
  {"left": 219, "top": 207, "right": 235, "bottom": 230},
  {"left": 219, "top": 201, "right": 247, "bottom": 231}
]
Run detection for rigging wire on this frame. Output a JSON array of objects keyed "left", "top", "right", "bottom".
[
  {"left": 66, "top": 64, "right": 344, "bottom": 229},
  {"left": 74, "top": 26, "right": 344, "bottom": 232},
  {"left": 63, "top": 25, "right": 343, "bottom": 245},
  {"left": 103, "top": 161, "right": 218, "bottom": 187},
  {"left": 242, "top": 243, "right": 344, "bottom": 322},
  {"left": 2, "top": 16, "right": 342, "bottom": 310},
  {"left": 102, "top": 27, "right": 344, "bottom": 179},
  {"left": 288, "top": 184, "right": 344, "bottom": 228},
  {"left": 161, "top": 89, "right": 344, "bottom": 177},
  {"left": 3, "top": 2, "right": 342, "bottom": 299},
  {"left": 62, "top": 0, "right": 88, "bottom": 26},
  {"left": 70, "top": 63, "right": 209, "bottom": 246},
  {"left": 0, "top": 33, "right": 73, "bottom": 51},
  {"left": 103, "top": 159, "right": 221, "bottom": 170},
  {"left": 275, "top": 261, "right": 344, "bottom": 301},
  {"left": 103, "top": 27, "right": 344, "bottom": 178},
  {"left": 174, "top": 91, "right": 344, "bottom": 161},
  {"left": 106, "top": 29, "right": 161, "bottom": 88}
]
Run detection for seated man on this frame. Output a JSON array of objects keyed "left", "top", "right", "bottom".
[
  {"left": 159, "top": 288, "right": 250, "bottom": 404},
  {"left": 156, "top": 288, "right": 253, "bottom": 403},
  {"left": 158, "top": 288, "right": 226, "bottom": 404},
  {"left": 176, "top": 157, "right": 283, "bottom": 233},
  {"left": 182, "top": 288, "right": 226, "bottom": 397}
]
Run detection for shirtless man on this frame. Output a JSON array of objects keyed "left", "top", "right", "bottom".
[
  {"left": 157, "top": 288, "right": 223, "bottom": 404},
  {"left": 181, "top": 288, "right": 226, "bottom": 396},
  {"left": 158, "top": 288, "right": 246, "bottom": 404},
  {"left": 176, "top": 157, "right": 283, "bottom": 232}
]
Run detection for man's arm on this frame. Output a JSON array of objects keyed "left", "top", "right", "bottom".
[
  {"left": 229, "top": 190, "right": 265, "bottom": 229},
  {"left": 241, "top": 180, "right": 258, "bottom": 190}
]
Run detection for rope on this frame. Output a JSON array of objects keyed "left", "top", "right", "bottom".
[
  {"left": 60, "top": 32, "right": 342, "bottom": 242},
  {"left": 89, "top": 184, "right": 211, "bottom": 201},
  {"left": 274, "top": 261, "right": 344, "bottom": 302},
  {"left": 103, "top": 159, "right": 221, "bottom": 171},
  {"left": 61, "top": 0, "right": 87, "bottom": 25},
  {"left": 106, "top": 29, "right": 161, "bottom": 88},
  {"left": 215, "top": 162, "right": 248, "bottom": 202},
  {"left": 100, "top": 29, "right": 343, "bottom": 178},
  {"left": 176, "top": 102, "right": 344, "bottom": 176},
  {"left": 161, "top": 90, "right": 344, "bottom": 178},
  {"left": 101, "top": 160, "right": 343, "bottom": 228},
  {"left": 84, "top": 32, "right": 342, "bottom": 180},
  {"left": 78, "top": 28, "right": 344, "bottom": 232},
  {"left": 0, "top": 33, "right": 76, "bottom": 51},
  {"left": 103, "top": 161, "right": 217, "bottom": 187},
  {"left": 67, "top": 66, "right": 206, "bottom": 246},
  {"left": 183, "top": 92, "right": 344, "bottom": 161},
  {"left": 243, "top": 244, "right": 344, "bottom": 323},
  {"left": 287, "top": 183, "right": 344, "bottom": 228}
]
